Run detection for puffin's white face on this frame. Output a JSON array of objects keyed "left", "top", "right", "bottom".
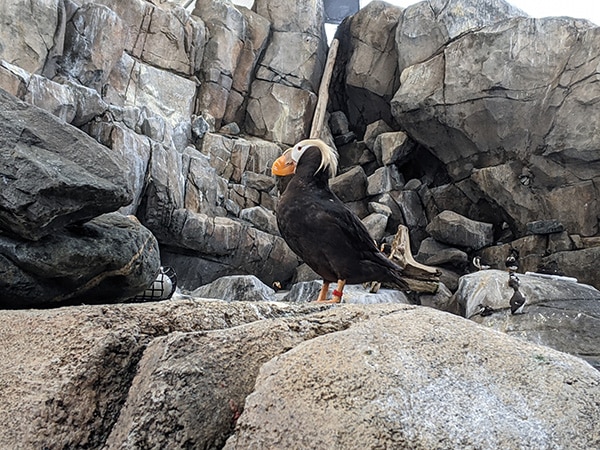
[
  {"left": 290, "top": 143, "right": 310, "bottom": 163},
  {"left": 271, "top": 139, "right": 339, "bottom": 178}
]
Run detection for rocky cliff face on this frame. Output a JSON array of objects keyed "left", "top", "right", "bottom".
[
  {"left": 1, "top": 0, "right": 599, "bottom": 304},
  {"left": 1, "top": 0, "right": 600, "bottom": 447}
]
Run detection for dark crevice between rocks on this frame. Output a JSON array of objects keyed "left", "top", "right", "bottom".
[{"left": 396, "top": 144, "right": 451, "bottom": 188}]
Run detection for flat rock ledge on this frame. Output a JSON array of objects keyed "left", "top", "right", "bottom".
[{"left": 0, "top": 298, "right": 598, "bottom": 450}]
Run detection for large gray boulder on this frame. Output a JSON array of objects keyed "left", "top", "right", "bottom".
[
  {"left": 396, "top": 0, "right": 525, "bottom": 74},
  {"left": 0, "top": 212, "right": 160, "bottom": 308},
  {"left": 193, "top": 0, "right": 245, "bottom": 127},
  {"left": 225, "top": 306, "right": 600, "bottom": 449},
  {"left": 105, "top": 52, "right": 197, "bottom": 139},
  {"left": 244, "top": 0, "right": 327, "bottom": 144},
  {"left": 0, "top": 298, "right": 331, "bottom": 450},
  {"left": 426, "top": 210, "right": 494, "bottom": 251},
  {"left": 455, "top": 269, "right": 600, "bottom": 369},
  {"left": 104, "top": 304, "right": 400, "bottom": 450},
  {"left": 539, "top": 246, "right": 600, "bottom": 299},
  {"left": 0, "top": 89, "right": 132, "bottom": 241},
  {"left": 0, "top": 0, "right": 62, "bottom": 74},
  {"left": 332, "top": 1, "right": 403, "bottom": 135},
  {"left": 61, "top": 3, "right": 125, "bottom": 92},
  {"left": 224, "top": 6, "right": 271, "bottom": 125},
  {"left": 107, "top": 0, "right": 206, "bottom": 75},
  {"left": 392, "top": 16, "right": 600, "bottom": 237},
  {"left": 190, "top": 275, "right": 277, "bottom": 302},
  {"left": 158, "top": 209, "right": 299, "bottom": 289}
]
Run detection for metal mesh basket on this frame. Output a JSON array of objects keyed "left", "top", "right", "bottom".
[{"left": 130, "top": 266, "right": 177, "bottom": 302}]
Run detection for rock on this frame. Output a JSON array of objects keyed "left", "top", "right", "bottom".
[
  {"left": 392, "top": 16, "right": 600, "bottom": 237},
  {"left": 282, "top": 281, "right": 410, "bottom": 304},
  {"left": 403, "top": 178, "right": 422, "bottom": 190},
  {"left": 332, "top": 2, "right": 403, "bottom": 135},
  {"left": 390, "top": 190, "right": 428, "bottom": 249},
  {"left": 373, "top": 131, "right": 416, "bottom": 166},
  {"left": 338, "top": 141, "right": 375, "bottom": 169},
  {"left": 423, "top": 181, "right": 474, "bottom": 224},
  {"left": 0, "top": 60, "right": 30, "bottom": 97},
  {"left": 256, "top": 31, "right": 326, "bottom": 92},
  {"left": 200, "top": 133, "right": 254, "bottom": 182},
  {"left": 190, "top": 275, "right": 276, "bottom": 302},
  {"left": 191, "top": 114, "right": 214, "bottom": 140},
  {"left": 245, "top": 0, "right": 327, "bottom": 144},
  {"left": 137, "top": 142, "right": 185, "bottom": 235},
  {"left": 282, "top": 280, "right": 322, "bottom": 302},
  {"left": 61, "top": 3, "right": 125, "bottom": 92},
  {"left": 194, "top": 0, "right": 245, "bottom": 126},
  {"left": 244, "top": 137, "right": 283, "bottom": 175},
  {"left": 334, "top": 131, "right": 356, "bottom": 147},
  {"left": 219, "top": 122, "right": 241, "bottom": 135},
  {"left": 0, "top": 89, "right": 132, "bottom": 240},
  {"left": 182, "top": 148, "right": 228, "bottom": 217},
  {"left": 329, "top": 110, "right": 350, "bottom": 135},
  {"left": 104, "top": 303, "right": 406, "bottom": 450},
  {"left": 539, "top": 246, "right": 600, "bottom": 290},
  {"left": 224, "top": 6, "right": 270, "bottom": 125},
  {"left": 361, "top": 213, "right": 388, "bottom": 242},
  {"left": 366, "top": 166, "right": 403, "bottom": 196},
  {"left": 245, "top": 80, "right": 317, "bottom": 145},
  {"left": 65, "top": 79, "right": 109, "bottom": 126},
  {"left": 363, "top": 119, "right": 393, "bottom": 150},
  {"left": 372, "top": 192, "right": 404, "bottom": 232},
  {"left": 139, "top": 1, "right": 205, "bottom": 75},
  {"left": 547, "top": 231, "right": 574, "bottom": 254},
  {"left": 330, "top": 166, "right": 367, "bottom": 202},
  {"left": 0, "top": 0, "right": 61, "bottom": 74},
  {"left": 416, "top": 237, "right": 468, "bottom": 267},
  {"left": 455, "top": 269, "right": 600, "bottom": 369},
  {"left": 0, "top": 213, "right": 160, "bottom": 308},
  {"left": 225, "top": 306, "right": 600, "bottom": 449},
  {"left": 419, "top": 282, "right": 458, "bottom": 314},
  {"left": 368, "top": 201, "right": 392, "bottom": 217},
  {"left": 479, "top": 235, "right": 547, "bottom": 273},
  {"left": 241, "top": 171, "right": 275, "bottom": 192},
  {"left": 254, "top": 0, "right": 324, "bottom": 35},
  {"left": 0, "top": 298, "right": 332, "bottom": 449},
  {"left": 239, "top": 206, "right": 278, "bottom": 234},
  {"left": 87, "top": 120, "right": 153, "bottom": 216},
  {"left": 426, "top": 210, "right": 494, "bottom": 251},
  {"left": 25, "top": 74, "right": 76, "bottom": 123},
  {"left": 526, "top": 219, "right": 565, "bottom": 235},
  {"left": 106, "top": 52, "right": 197, "bottom": 134},
  {"left": 159, "top": 209, "right": 299, "bottom": 290},
  {"left": 396, "top": 0, "right": 525, "bottom": 75}
]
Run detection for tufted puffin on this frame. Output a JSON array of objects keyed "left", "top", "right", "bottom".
[{"left": 272, "top": 138, "right": 408, "bottom": 303}]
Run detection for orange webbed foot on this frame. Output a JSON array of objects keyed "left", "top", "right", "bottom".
[{"left": 313, "top": 280, "right": 345, "bottom": 303}]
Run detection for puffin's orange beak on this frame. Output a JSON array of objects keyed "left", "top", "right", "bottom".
[{"left": 272, "top": 148, "right": 296, "bottom": 176}]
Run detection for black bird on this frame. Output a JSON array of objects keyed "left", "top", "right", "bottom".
[
  {"left": 272, "top": 139, "right": 408, "bottom": 303},
  {"left": 508, "top": 272, "right": 520, "bottom": 290},
  {"left": 505, "top": 248, "right": 519, "bottom": 272},
  {"left": 510, "top": 288, "right": 526, "bottom": 314}
]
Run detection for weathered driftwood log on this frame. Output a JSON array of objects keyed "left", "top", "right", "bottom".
[
  {"left": 387, "top": 225, "right": 440, "bottom": 293},
  {"left": 310, "top": 38, "right": 339, "bottom": 139}
]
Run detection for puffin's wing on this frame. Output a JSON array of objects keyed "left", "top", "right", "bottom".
[{"left": 313, "top": 202, "right": 380, "bottom": 254}]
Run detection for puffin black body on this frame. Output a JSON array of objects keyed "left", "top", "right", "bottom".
[{"left": 272, "top": 139, "right": 407, "bottom": 303}]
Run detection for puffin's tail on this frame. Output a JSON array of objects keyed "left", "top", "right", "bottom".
[
  {"left": 379, "top": 255, "right": 410, "bottom": 291},
  {"left": 388, "top": 268, "right": 410, "bottom": 291}
]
